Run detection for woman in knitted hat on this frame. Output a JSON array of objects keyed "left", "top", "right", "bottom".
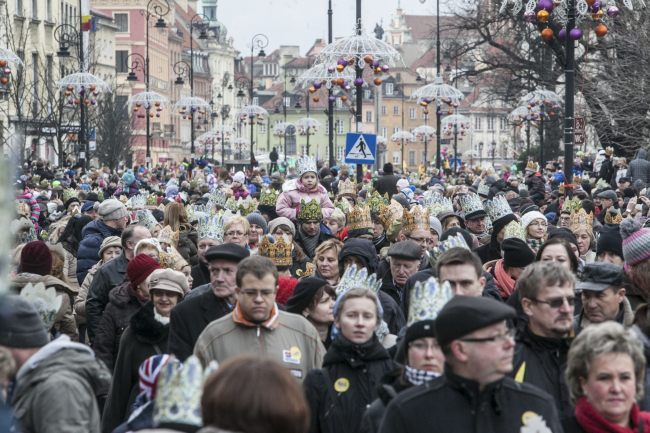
[
  {"left": 522, "top": 210, "right": 548, "bottom": 254},
  {"left": 102, "top": 269, "right": 186, "bottom": 433},
  {"left": 93, "top": 254, "right": 161, "bottom": 371},
  {"left": 620, "top": 218, "right": 650, "bottom": 295},
  {"left": 286, "top": 277, "right": 335, "bottom": 348}
]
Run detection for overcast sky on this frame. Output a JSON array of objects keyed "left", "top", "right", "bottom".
[{"left": 215, "top": 0, "right": 438, "bottom": 55}]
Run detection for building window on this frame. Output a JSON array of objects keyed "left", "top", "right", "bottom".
[
  {"left": 336, "top": 98, "right": 343, "bottom": 109},
  {"left": 46, "top": 0, "right": 52, "bottom": 20},
  {"left": 365, "top": 111, "right": 372, "bottom": 123},
  {"left": 16, "top": 0, "right": 24, "bottom": 16},
  {"left": 46, "top": 55, "right": 53, "bottom": 96},
  {"left": 409, "top": 107, "right": 416, "bottom": 119},
  {"left": 385, "top": 83, "right": 394, "bottom": 96},
  {"left": 252, "top": 97, "right": 259, "bottom": 106},
  {"left": 204, "top": 6, "right": 216, "bottom": 19},
  {"left": 500, "top": 116, "right": 507, "bottom": 130},
  {"left": 381, "top": 105, "right": 387, "bottom": 116},
  {"left": 381, "top": 127, "right": 387, "bottom": 138},
  {"left": 487, "top": 116, "right": 495, "bottom": 131},
  {"left": 392, "top": 151, "right": 400, "bottom": 164},
  {"left": 284, "top": 97, "right": 290, "bottom": 108},
  {"left": 474, "top": 116, "right": 482, "bottom": 130},
  {"left": 114, "top": 13, "right": 128, "bottom": 32},
  {"left": 115, "top": 50, "right": 128, "bottom": 73},
  {"left": 364, "top": 90, "right": 371, "bottom": 99},
  {"left": 337, "top": 146, "right": 344, "bottom": 161},
  {"left": 393, "top": 127, "right": 399, "bottom": 134},
  {"left": 259, "top": 123, "right": 267, "bottom": 134},
  {"left": 409, "top": 150, "right": 416, "bottom": 166},
  {"left": 31, "top": 0, "right": 37, "bottom": 19},
  {"left": 393, "top": 105, "right": 399, "bottom": 116},
  {"left": 335, "top": 119, "right": 344, "bottom": 134},
  {"left": 31, "top": 53, "right": 39, "bottom": 116}
]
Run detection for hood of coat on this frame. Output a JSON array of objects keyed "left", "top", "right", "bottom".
[
  {"left": 12, "top": 335, "right": 110, "bottom": 404},
  {"left": 324, "top": 335, "right": 390, "bottom": 368},
  {"left": 108, "top": 282, "right": 138, "bottom": 308},
  {"left": 12, "top": 272, "right": 77, "bottom": 296},
  {"left": 636, "top": 149, "right": 648, "bottom": 160},
  {"left": 338, "top": 238, "right": 378, "bottom": 275},
  {"left": 130, "top": 302, "right": 169, "bottom": 345},
  {"left": 81, "top": 218, "right": 121, "bottom": 239}
]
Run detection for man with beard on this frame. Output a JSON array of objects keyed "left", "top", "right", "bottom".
[{"left": 513, "top": 261, "right": 576, "bottom": 420}]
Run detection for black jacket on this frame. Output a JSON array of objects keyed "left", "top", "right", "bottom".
[
  {"left": 86, "top": 253, "right": 129, "bottom": 341},
  {"left": 512, "top": 326, "right": 573, "bottom": 420},
  {"left": 599, "top": 157, "right": 616, "bottom": 187},
  {"left": 304, "top": 336, "right": 396, "bottom": 433},
  {"left": 190, "top": 261, "right": 210, "bottom": 289},
  {"left": 360, "top": 368, "right": 412, "bottom": 433},
  {"left": 374, "top": 174, "right": 400, "bottom": 197},
  {"left": 378, "top": 369, "right": 563, "bottom": 433},
  {"left": 102, "top": 302, "right": 169, "bottom": 433},
  {"left": 476, "top": 238, "right": 502, "bottom": 264},
  {"left": 168, "top": 288, "right": 233, "bottom": 361}
]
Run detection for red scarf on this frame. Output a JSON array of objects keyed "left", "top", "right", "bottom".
[
  {"left": 493, "top": 259, "right": 516, "bottom": 299},
  {"left": 575, "top": 397, "right": 650, "bottom": 433}
]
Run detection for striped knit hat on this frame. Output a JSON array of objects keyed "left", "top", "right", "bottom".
[
  {"left": 138, "top": 354, "right": 172, "bottom": 401},
  {"left": 620, "top": 218, "right": 650, "bottom": 270}
]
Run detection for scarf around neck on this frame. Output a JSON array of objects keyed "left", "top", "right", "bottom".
[
  {"left": 527, "top": 237, "right": 544, "bottom": 253},
  {"left": 232, "top": 302, "right": 280, "bottom": 331},
  {"left": 493, "top": 259, "right": 516, "bottom": 299},
  {"left": 404, "top": 365, "right": 440, "bottom": 386},
  {"left": 299, "top": 225, "right": 320, "bottom": 257},
  {"left": 575, "top": 396, "right": 650, "bottom": 433}
]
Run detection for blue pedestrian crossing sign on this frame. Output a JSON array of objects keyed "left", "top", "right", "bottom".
[{"left": 344, "top": 133, "right": 376, "bottom": 164}]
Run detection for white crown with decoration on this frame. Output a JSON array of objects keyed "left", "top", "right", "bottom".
[
  {"left": 432, "top": 233, "right": 471, "bottom": 256},
  {"left": 407, "top": 277, "right": 453, "bottom": 326},
  {"left": 485, "top": 195, "right": 513, "bottom": 223},
  {"left": 335, "top": 264, "right": 382, "bottom": 298},
  {"left": 420, "top": 192, "right": 453, "bottom": 217},
  {"left": 197, "top": 214, "right": 224, "bottom": 241},
  {"left": 186, "top": 204, "right": 212, "bottom": 222},
  {"left": 20, "top": 282, "right": 62, "bottom": 330},
  {"left": 297, "top": 155, "right": 317, "bottom": 177},
  {"left": 127, "top": 194, "right": 148, "bottom": 210},
  {"left": 503, "top": 220, "right": 526, "bottom": 241},
  {"left": 477, "top": 181, "right": 490, "bottom": 197},
  {"left": 208, "top": 189, "right": 228, "bottom": 209},
  {"left": 458, "top": 193, "right": 485, "bottom": 218},
  {"left": 135, "top": 209, "right": 159, "bottom": 233}
]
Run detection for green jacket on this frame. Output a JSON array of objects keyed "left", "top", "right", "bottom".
[{"left": 11, "top": 336, "right": 111, "bottom": 433}]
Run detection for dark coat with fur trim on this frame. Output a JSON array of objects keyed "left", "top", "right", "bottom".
[{"left": 101, "top": 302, "right": 169, "bottom": 433}]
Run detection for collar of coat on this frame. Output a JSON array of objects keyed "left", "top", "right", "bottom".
[{"left": 232, "top": 302, "right": 280, "bottom": 331}]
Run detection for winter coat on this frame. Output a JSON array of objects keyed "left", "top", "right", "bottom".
[
  {"left": 86, "top": 253, "right": 129, "bottom": 341},
  {"left": 525, "top": 174, "right": 546, "bottom": 204},
  {"left": 360, "top": 368, "right": 413, "bottom": 433},
  {"left": 11, "top": 336, "right": 111, "bottom": 433},
  {"left": 304, "top": 336, "right": 396, "bottom": 433},
  {"left": 378, "top": 369, "right": 562, "bottom": 433},
  {"left": 599, "top": 157, "right": 616, "bottom": 187},
  {"left": 295, "top": 228, "right": 334, "bottom": 260},
  {"left": 62, "top": 248, "right": 80, "bottom": 293},
  {"left": 629, "top": 325, "right": 650, "bottom": 413},
  {"left": 194, "top": 309, "right": 325, "bottom": 379},
  {"left": 373, "top": 173, "right": 400, "bottom": 198},
  {"left": 628, "top": 149, "right": 650, "bottom": 185},
  {"left": 77, "top": 219, "right": 122, "bottom": 285},
  {"left": 573, "top": 297, "right": 634, "bottom": 334},
  {"left": 512, "top": 326, "right": 573, "bottom": 420},
  {"left": 276, "top": 178, "right": 334, "bottom": 221},
  {"left": 75, "top": 259, "right": 105, "bottom": 325},
  {"left": 93, "top": 282, "right": 144, "bottom": 371},
  {"left": 190, "top": 261, "right": 210, "bottom": 289},
  {"left": 17, "top": 190, "right": 40, "bottom": 231},
  {"left": 168, "top": 286, "right": 234, "bottom": 361},
  {"left": 11, "top": 273, "right": 78, "bottom": 340},
  {"left": 102, "top": 303, "right": 170, "bottom": 433}
]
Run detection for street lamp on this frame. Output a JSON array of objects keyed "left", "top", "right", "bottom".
[
  {"left": 247, "top": 33, "right": 269, "bottom": 167},
  {"left": 478, "top": 141, "right": 484, "bottom": 167},
  {"left": 441, "top": 114, "right": 470, "bottom": 173}
]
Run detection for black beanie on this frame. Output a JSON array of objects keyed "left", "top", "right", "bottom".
[
  {"left": 548, "top": 227, "right": 579, "bottom": 249},
  {"left": 285, "top": 277, "right": 328, "bottom": 315},
  {"left": 502, "top": 238, "right": 536, "bottom": 268},
  {"left": 395, "top": 319, "right": 437, "bottom": 364},
  {"left": 597, "top": 224, "right": 624, "bottom": 260},
  {"left": 492, "top": 214, "right": 518, "bottom": 242}
]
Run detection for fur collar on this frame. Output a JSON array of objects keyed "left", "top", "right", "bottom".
[{"left": 130, "top": 302, "right": 169, "bottom": 345}]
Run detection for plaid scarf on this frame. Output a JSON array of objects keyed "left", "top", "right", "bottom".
[
  {"left": 527, "top": 237, "right": 544, "bottom": 254},
  {"left": 404, "top": 365, "right": 440, "bottom": 386}
]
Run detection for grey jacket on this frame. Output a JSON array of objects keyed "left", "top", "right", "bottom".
[
  {"left": 628, "top": 149, "right": 650, "bottom": 185},
  {"left": 11, "top": 336, "right": 111, "bottom": 433}
]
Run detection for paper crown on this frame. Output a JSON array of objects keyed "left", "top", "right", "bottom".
[
  {"left": 338, "top": 178, "right": 357, "bottom": 198},
  {"left": 367, "top": 190, "right": 390, "bottom": 217},
  {"left": 502, "top": 220, "right": 526, "bottom": 241},
  {"left": 118, "top": 194, "right": 129, "bottom": 204},
  {"left": 604, "top": 206, "right": 623, "bottom": 225},
  {"left": 208, "top": 189, "right": 228, "bottom": 209},
  {"left": 561, "top": 196, "right": 582, "bottom": 214},
  {"left": 236, "top": 196, "right": 258, "bottom": 216},
  {"left": 158, "top": 225, "right": 180, "bottom": 247},
  {"left": 407, "top": 277, "right": 453, "bottom": 327},
  {"left": 605, "top": 146, "right": 614, "bottom": 156},
  {"left": 458, "top": 193, "right": 486, "bottom": 219},
  {"left": 154, "top": 356, "right": 217, "bottom": 429},
  {"left": 402, "top": 205, "right": 430, "bottom": 233},
  {"left": 432, "top": 233, "right": 471, "bottom": 256},
  {"left": 296, "top": 262, "right": 316, "bottom": 278},
  {"left": 136, "top": 209, "right": 159, "bottom": 233},
  {"left": 569, "top": 208, "right": 594, "bottom": 235},
  {"left": 186, "top": 204, "right": 211, "bottom": 222},
  {"left": 335, "top": 264, "right": 382, "bottom": 298},
  {"left": 297, "top": 199, "right": 322, "bottom": 222},
  {"left": 518, "top": 183, "right": 529, "bottom": 193},
  {"left": 485, "top": 195, "right": 513, "bottom": 223},
  {"left": 297, "top": 155, "right": 317, "bottom": 177},
  {"left": 421, "top": 192, "right": 453, "bottom": 217},
  {"left": 20, "top": 282, "right": 62, "bottom": 330},
  {"left": 146, "top": 194, "right": 159, "bottom": 207},
  {"left": 477, "top": 182, "right": 490, "bottom": 197},
  {"left": 347, "top": 203, "right": 373, "bottom": 232},
  {"left": 258, "top": 235, "right": 293, "bottom": 267},
  {"left": 127, "top": 194, "right": 148, "bottom": 210},
  {"left": 159, "top": 247, "right": 188, "bottom": 271},
  {"left": 525, "top": 160, "right": 539, "bottom": 172},
  {"left": 378, "top": 199, "right": 405, "bottom": 228},
  {"left": 197, "top": 214, "right": 224, "bottom": 241},
  {"left": 62, "top": 188, "right": 77, "bottom": 203},
  {"left": 259, "top": 188, "right": 280, "bottom": 207},
  {"left": 334, "top": 197, "right": 353, "bottom": 214}
]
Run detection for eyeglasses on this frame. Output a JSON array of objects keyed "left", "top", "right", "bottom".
[
  {"left": 225, "top": 231, "right": 246, "bottom": 237},
  {"left": 240, "top": 289, "right": 276, "bottom": 299},
  {"left": 408, "top": 236, "right": 435, "bottom": 245},
  {"left": 531, "top": 296, "right": 575, "bottom": 309},
  {"left": 529, "top": 221, "right": 548, "bottom": 227},
  {"left": 461, "top": 328, "right": 516, "bottom": 344}
]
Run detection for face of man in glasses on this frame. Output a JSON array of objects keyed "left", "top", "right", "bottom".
[
  {"left": 521, "top": 281, "right": 575, "bottom": 338},
  {"left": 406, "top": 228, "right": 434, "bottom": 256}
]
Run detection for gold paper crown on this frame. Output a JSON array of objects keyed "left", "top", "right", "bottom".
[
  {"left": 62, "top": 188, "right": 77, "bottom": 203},
  {"left": 157, "top": 225, "right": 180, "bottom": 247},
  {"left": 561, "top": 196, "right": 582, "bottom": 214},
  {"left": 159, "top": 247, "right": 188, "bottom": 271},
  {"left": 259, "top": 188, "right": 280, "bottom": 207},
  {"left": 572, "top": 175, "right": 582, "bottom": 186},
  {"left": 502, "top": 220, "right": 526, "bottom": 241},
  {"left": 367, "top": 190, "right": 390, "bottom": 217},
  {"left": 118, "top": 194, "right": 129, "bottom": 204},
  {"left": 297, "top": 199, "right": 322, "bottom": 221},
  {"left": 402, "top": 205, "right": 430, "bottom": 233},
  {"left": 569, "top": 208, "right": 594, "bottom": 235},
  {"left": 146, "top": 194, "right": 158, "bottom": 207},
  {"left": 604, "top": 206, "right": 623, "bottom": 225},
  {"left": 296, "top": 262, "right": 316, "bottom": 278},
  {"left": 378, "top": 199, "right": 404, "bottom": 228},
  {"left": 337, "top": 178, "right": 357, "bottom": 198},
  {"left": 237, "top": 196, "right": 258, "bottom": 216},
  {"left": 258, "top": 235, "right": 293, "bottom": 267},
  {"left": 407, "top": 277, "right": 453, "bottom": 326},
  {"left": 347, "top": 204, "right": 373, "bottom": 232},
  {"left": 605, "top": 146, "right": 614, "bottom": 156},
  {"left": 525, "top": 160, "right": 539, "bottom": 172}
]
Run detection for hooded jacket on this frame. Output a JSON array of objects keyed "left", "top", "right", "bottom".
[
  {"left": 275, "top": 178, "right": 335, "bottom": 221},
  {"left": 11, "top": 336, "right": 111, "bottom": 433},
  {"left": 628, "top": 149, "right": 650, "bottom": 185},
  {"left": 77, "top": 218, "right": 122, "bottom": 284},
  {"left": 86, "top": 253, "right": 129, "bottom": 341}
]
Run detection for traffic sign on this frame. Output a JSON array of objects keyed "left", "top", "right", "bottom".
[{"left": 344, "top": 133, "right": 376, "bottom": 164}]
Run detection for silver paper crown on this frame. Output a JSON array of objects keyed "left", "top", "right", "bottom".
[
  {"left": 297, "top": 155, "right": 317, "bottom": 177},
  {"left": 485, "top": 195, "right": 513, "bottom": 223},
  {"left": 224, "top": 197, "right": 239, "bottom": 213},
  {"left": 136, "top": 209, "right": 159, "bottom": 233},
  {"left": 208, "top": 189, "right": 228, "bottom": 209},
  {"left": 20, "top": 282, "right": 62, "bottom": 330},
  {"left": 477, "top": 181, "right": 490, "bottom": 197},
  {"left": 420, "top": 192, "right": 453, "bottom": 217},
  {"left": 186, "top": 204, "right": 211, "bottom": 222},
  {"left": 153, "top": 356, "right": 218, "bottom": 429},
  {"left": 335, "top": 264, "right": 382, "bottom": 298},
  {"left": 127, "top": 194, "right": 148, "bottom": 210},
  {"left": 407, "top": 277, "right": 453, "bottom": 326},
  {"left": 197, "top": 214, "right": 224, "bottom": 241},
  {"left": 433, "top": 233, "right": 471, "bottom": 256},
  {"left": 458, "top": 193, "right": 485, "bottom": 218},
  {"left": 518, "top": 183, "right": 529, "bottom": 193}
]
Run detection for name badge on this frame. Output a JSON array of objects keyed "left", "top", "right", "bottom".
[{"left": 282, "top": 346, "right": 302, "bottom": 365}]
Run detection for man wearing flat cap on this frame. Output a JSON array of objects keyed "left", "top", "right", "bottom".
[
  {"left": 596, "top": 190, "right": 618, "bottom": 224},
  {"left": 168, "top": 243, "right": 249, "bottom": 361},
  {"left": 379, "top": 296, "right": 561, "bottom": 433},
  {"left": 379, "top": 240, "right": 422, "bottom": 307},
  {"left": 574, "top": 262, "right": 632, "bottom": 333}
]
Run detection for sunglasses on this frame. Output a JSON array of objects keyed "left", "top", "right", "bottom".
[{"left": 531, "top": 296, "right": 575, "bottom": 309}]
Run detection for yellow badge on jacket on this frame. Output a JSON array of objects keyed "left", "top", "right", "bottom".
[
  {"left": 334, "top": 378, "right": 350, "bottom": 393},
  {"left": 282, "top": 346, "right": 302, "bottom": 365}
]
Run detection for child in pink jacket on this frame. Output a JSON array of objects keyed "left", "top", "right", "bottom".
[{"left": 276, "top": 157, "right": 334, "bottom": 221}]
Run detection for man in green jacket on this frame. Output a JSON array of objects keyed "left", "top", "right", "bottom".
[{"left": 194, "top": 255, "right": 325, "bottom": 380}]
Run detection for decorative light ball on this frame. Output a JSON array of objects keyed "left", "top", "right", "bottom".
[
  {"left": 0, "top": 60, "right": 6, "bottom": 67},
  {"left": 91, "top": 100, "right": 97, "bottom": 105},
  {"left": 348, "top": 58, "right": 356, "bottom": 66},
  {"left": 558, "top": 28, "right": 567, "bottom": 40},
  {"left": 182, "top": 115, "right": 187, "bottom": 119},
  {"left": 337, "top": 59, "right": 347, "bottom": 66},
  {"left": 524, "top": 10, "right": 536, "bottom": 21},
  {"left": 423, "top": 109, "right": 429, "bottom": 115},
  {"left": 340, "top": 95, "right": 348, "bottom": 102},
  {"left": 363, "top": 54, "right": 374, "bottom": 64},
  {"left": 154, "top": 101, "right": 161, "bottom": 107},
  {"left": 374, "top": 67, "right": 382, "bottom": 74},
  {"left": 89, "top": 84, "right": 96, "bottom": 92},
  {"left": 336, "top": 78, "right": 345, "bottom": 86},
  {"left": 133, "top": 107, "right": 139, "bottom": 112},
  {"left": 592, "top": 9, "right": 604, "bottom": 19},
  {"left": 537, "top": 0, "right": 554, "bottom": 11},
  {"left": 336, "top": 64, "right": 345, "bottom": 72},
  {"left": 537, "top": 10, "right": 550, "bottom": 22},
  {"left": 149, "top": 113, "right": 154, "bottom": 118},
  {"left": 3, "top": 68, "right": 10, "bottom": 74},
  {"left": 354, "top": 77, "right": 364, "bottom": 86},
  {"left": 313, "top": 81, "right": 322, "bottom": 90},
  {"left": 313, "top": 96, "right": 320, "bottom": 102},
  {"left": 372, "top": 60, "right": 380, "bottom": 68},
  {"left": 595, "top": 22, "right": 608, "bottom": 37},
  {"left": 66, "top": 85, "right": 74, "bottom": 91},
  {"left": 382, "top": 65, "right": 389, "bottom": 73},
  {"left": 570, "top": 27, "right": 583, "bottom": 40},
  {"left": 607, "top": 5, "right": 619, "bottom": 16},
  {"left": 420, "top": 101, "right": 429, "bottom": 107},
  {"left": 586, "top": 0, "right": 595, "bottom": 5},
  {"left": 327, "top": 66, "right": 335, "bottom": 73},
  {"left": 374, "top": 78, "right": 382, "bottom": 86},
  {"left": 344, "top": 85, "right": 351, "bottom": 91},
  {"left": 592, "top": 1, "right": 600, "bottom": 11},
  {"left": 329, "top": 95, "right": 336, "bottom": 102},
  {"left": 309, "top": 86, "right": 316, "bottom": 94},
  {"left": 541, "top": 28, "right": 554, "bottom": 40},
  {"left": 64, "top": 90, "right": 71, "bottom": 96}
]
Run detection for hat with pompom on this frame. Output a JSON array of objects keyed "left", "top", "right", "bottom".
[{"left": 620, "top": 217, "right": 650, "bottom": 270}]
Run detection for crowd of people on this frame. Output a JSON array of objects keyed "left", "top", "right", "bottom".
[{"left": 2, "top": 147, "right": 650, "bottom": 433}]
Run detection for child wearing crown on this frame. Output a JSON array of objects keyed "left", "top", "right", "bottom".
[{"left": 276, "top": 156, "right": 334, "bottom": 221}]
